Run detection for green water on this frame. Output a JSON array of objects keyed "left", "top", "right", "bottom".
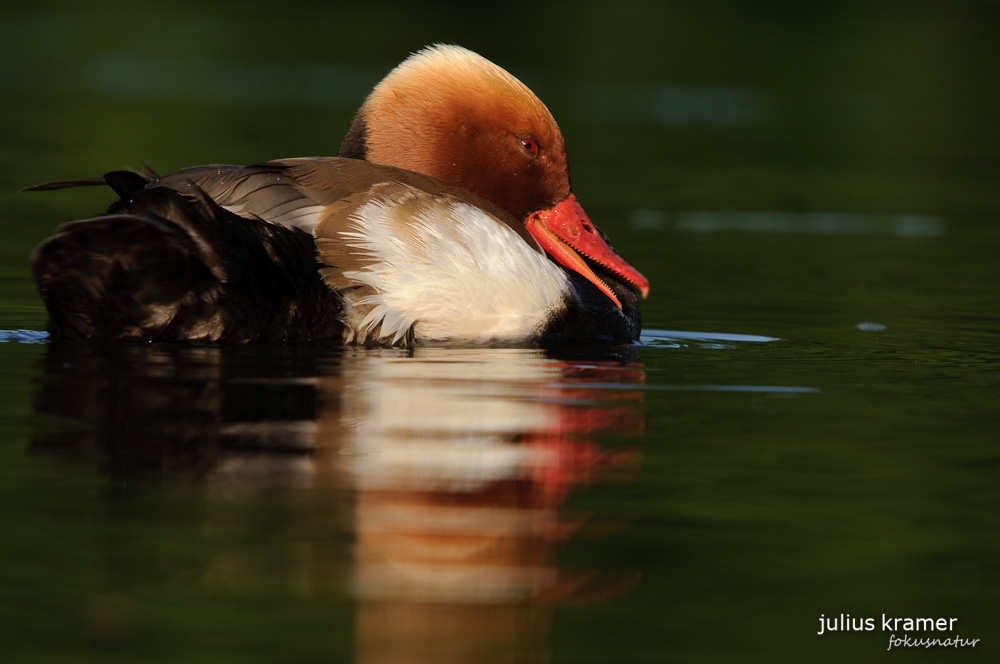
[{"left": 1, "top": 2, "right": 998, "bottom": 662}]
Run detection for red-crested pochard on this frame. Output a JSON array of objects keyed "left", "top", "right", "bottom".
[{"left": 30, "top": 45, "right": 649, "bottom": 346}]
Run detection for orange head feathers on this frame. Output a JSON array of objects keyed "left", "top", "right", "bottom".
[{"left": 340, "top": 44, "right": 649, "bottom": 306}]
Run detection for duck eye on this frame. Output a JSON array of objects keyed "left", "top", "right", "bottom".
[{"left": 520, "top": 137, "right": 539, "bottom": 156}]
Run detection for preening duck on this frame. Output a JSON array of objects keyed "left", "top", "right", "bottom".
[{"left": 30, "top": 45, "right": 649, "bottom": 346}]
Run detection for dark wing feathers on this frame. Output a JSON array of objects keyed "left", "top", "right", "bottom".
[{"left": 153, "top": 158, "right": 536, "bottom": 238}]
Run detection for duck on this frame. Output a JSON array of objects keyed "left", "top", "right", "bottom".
[{"left": 29, "top": 44, "right": 649, "bottom": 346}]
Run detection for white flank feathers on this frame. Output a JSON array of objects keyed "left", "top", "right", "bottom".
[{"left": 339, "top": 194, "right": 571, "bottom": 344}]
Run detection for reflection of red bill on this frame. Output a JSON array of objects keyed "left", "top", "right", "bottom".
[{"left": 523, "top": 434, "right": 641, "bottom": 499}]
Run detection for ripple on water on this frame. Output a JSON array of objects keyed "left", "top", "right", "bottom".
[
  {"left": 636, "top": 329, "right": 817, "bottom": 395},
  {"left": 639, "top": 328, "right": 780, "bottom": 349},
  {"left": 0, "top": 329, "right": 777, "bottom": 348},
  {"left": 0, "top": 330, "right": 49, "bottom": 344},
  {"left": 0, "top": 328, "right": 783, "bottom": 350}
]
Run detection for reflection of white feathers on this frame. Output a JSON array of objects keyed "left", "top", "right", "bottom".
[
  {"left": 339, "top": 194, "right": 570, "bottom": 344},
  {"left": 340, "top": 348, "right": 574, "bottom": 604},
  {"left": 342, "top": 348, "right": 561, "bottom": 492}
]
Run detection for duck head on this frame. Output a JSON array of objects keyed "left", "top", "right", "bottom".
[{"left": 339, "top": 44, "right": 649, "bottom": 310}]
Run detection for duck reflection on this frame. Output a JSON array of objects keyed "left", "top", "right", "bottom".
[{"left": 32, "top": 341, "right": 644, "bottom": 661}]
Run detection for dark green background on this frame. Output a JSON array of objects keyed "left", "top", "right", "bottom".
[{"left": 1, "top": 1, "right": 998, "bottom": 662}]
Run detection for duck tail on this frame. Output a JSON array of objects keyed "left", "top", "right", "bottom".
[
  {"left": 22, "top": 169, "right": 155, "bottom": 198},
  {"left": 32, "top": 186, "right": 344, "bottom": 343}
]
